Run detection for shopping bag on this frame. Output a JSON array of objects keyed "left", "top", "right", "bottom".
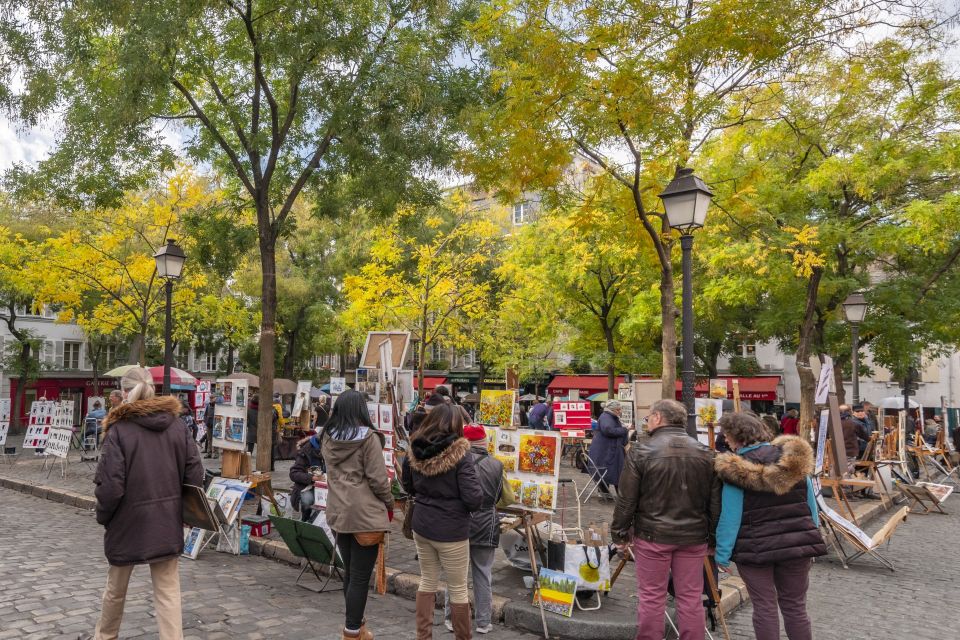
[{"left": 562, "top": 544, "right": 611, "bottom": 592}]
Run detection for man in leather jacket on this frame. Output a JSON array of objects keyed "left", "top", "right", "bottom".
[{"left": 611, "top": 399, "right": 721, "bottom": 640}]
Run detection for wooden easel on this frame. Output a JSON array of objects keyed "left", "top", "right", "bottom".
[
  {"left": 731, "top": 380, "right": 741, "bottom": 412},
  {"left": 899, "top": 483, "right": 949, "bottom": 514},
  {"left": 818, "top": 440, "right": 867, "bottom": 525},
  {"left": 852, "top": 433, "right": 894, "bottom": 508}
]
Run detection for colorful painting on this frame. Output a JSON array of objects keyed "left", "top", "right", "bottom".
[
  {"left": 235, "top": 386, "right": 246, "bottom": 408},
  {"left": 221, "top": 382, "right": 233, "bottom": 404},
  {"left": 226, "top": 417, "right": 245, "bottom": 442},
  {"left": 495, "top": 454, "right": 517, "bottom": 473},
  {"left": 518, "top": 434, "right": 559, "bottom": 475},
  {"left": 478, "top": 390, "right": 517, "bottom": 428},
  {"left": 532, "top": 569, "right": 577, "bottom": 618},
  {"left": 521, "top": 482, "right": 539, "bottom": 508},
  {"left": 212, "top": 415, "right": 225, "bottom": 440},
  {"left": 508, "top": 478, "right": 522, "bottom": 497},
  {"left": 695, "top": 398, "right": 722, "bottom": 428},
  {"left": 538, "top": 483, "right": 555, "bottom": 510},
  {"left": 484, "top": 427, "right": 497, "bottom": 454},
  {"left": 709, "top": 379, "right": 728, "bottom": 399}
]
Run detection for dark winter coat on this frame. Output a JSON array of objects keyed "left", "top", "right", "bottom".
[
  {"left": 714, "top": 436, "right": 827, "bottom": 566},
  {"left": 246, "top": 400, "right": 259, "bottom": 445},
  {"left": 401, "top": 434, "right": 483, "bottom": 543},
  {"left": 839, "top": 413, "right": 869, "bottom": 462},
  {"left": 94, "top": 396, "right": 204, "bottom": 566},
  {"left": 528, "top": 402, "right": 549, "bottom": 430},
  {"left": 588, "top": 410, "right": 629, "bottom": 486},
  {"left": 468, "top": 446, "right": 505, "bottom": 548},
  {"left": 289, "top": 436, "right": 325, "bottom": 511}
]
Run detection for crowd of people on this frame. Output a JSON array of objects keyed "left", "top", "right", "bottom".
[{"left": 89, "top": 375, "right": 956, "bottom": 640}]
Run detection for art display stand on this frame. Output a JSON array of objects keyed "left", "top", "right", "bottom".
[
  {"left": 270, "top": 515, "right": 344, "bottom": 593},
  {"left": 911, "top": 430, "right": 960, "bottom": 487},
  {"left": 899, "top": 482, "right": 953, "bottom": 514},
  {"left": 0, "top": 421, "right": 16, "bottom": 465}
]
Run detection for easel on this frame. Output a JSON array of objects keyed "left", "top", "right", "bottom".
[
  {"left": 248, "top": 472, "right": 281, "bottom": 517},
  {"left": 852, "top": 433, "right": 893, "bottom": 508},
  {"left": 183, "top": 485, "right": 241, "bottom": 557},
  {"left": 502, "top": 509, "right": 553, "bottom": 638},
  {"left": 819, "top": 503, "right": 908, "bottom": 572},
  {"left": 41, "top": 452, "right": 68, "bottom": 479},
  {"left": 731, "top": 380, "right": 741, "bottom": 412}
]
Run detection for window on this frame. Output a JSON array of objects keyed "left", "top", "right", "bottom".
[
  {"left": 204, "top": 352, "right": 218, "bottom": 372},
  {"left": 512, "top": 202, "right": 526, "bottom": 225},
  {"left": 739, "top": 341, "right": 757, "bottom": 358},
  {"left": 456, "top": 349, "right": 476, "bottom": 368},
  {"left": 104, "top": 344, "right": 117, "bottom": 368},
  {"left": 63, "top": 342, "right": 81, "bottom": 370}
]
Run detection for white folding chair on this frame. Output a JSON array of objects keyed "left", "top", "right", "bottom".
[{"left": 578, "top": 455, "right": 614, "bottom": 504}]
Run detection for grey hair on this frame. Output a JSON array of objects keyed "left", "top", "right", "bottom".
[
  {"left": 605, "top": 400, "right": 622, "bottom": 411},
  {"left": 650, "top": 399, "right": 687, "bottom": 426},
  {"left": 120, "top": 367, "right": 156, "bottom": 403}
]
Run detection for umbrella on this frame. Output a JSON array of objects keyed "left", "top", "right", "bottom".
[
  {"left": 879, "top": 396, "right": 920, "bottom": 410},
  {"left": 273, "top": 378, "right": 297, "bottom": 395},
  {"left": 462, "top": 393, "right": 480, "bottom": 403},
  {"left": 225, "top": 372, "right": 260, "bottom": 388},
  {"left": 104, "top": 364, "right": 141, "bottom": 378},
  {"left": 147, "top": 366, "right": 197, "bottom": 387},
  {"left": 518, "top": 393, "right": 544, "bottom": 402},
  {"left": 587, "top": 392, "right": 609, "bottom": 402},
  {"left": 310, "top": 387, "right": 329, "bottom": 399}
]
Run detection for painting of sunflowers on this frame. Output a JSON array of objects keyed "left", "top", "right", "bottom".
[
  {"left": 478, "top": 390, "right": 517, "bottom": 427},
  {"left": 518, "top": 434, "right": 559, "bottom": 475}
]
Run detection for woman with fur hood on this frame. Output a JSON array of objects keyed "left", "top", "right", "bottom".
[
  {"left": 93, "top": 367, "right": 205, "bottom": 640},
  {"left": 714, "top": 411, "right": 826, "bottom": 640},
  {"left": 401, "top": 403, "right": 483, "bottom": 640}
]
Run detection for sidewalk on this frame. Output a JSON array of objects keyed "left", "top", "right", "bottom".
[{"left": 0, "top": 434, "right": 893, "bottom": 638}]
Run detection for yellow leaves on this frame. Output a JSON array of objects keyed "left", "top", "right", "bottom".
[{"left": 782, "top": 225, "right": 825, "bottom": 278}]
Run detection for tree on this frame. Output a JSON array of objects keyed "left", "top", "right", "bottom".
[
  {"left": 341, "top": 195, "right": 504, "bottom": 396},
  {"left": 466, "top": 0, "right": 938, "bottom": 398},
  {"left": 2, "top": 0, "right": 475, "bottom": 470},
  {"left": 700, "top": 38, "right": 960, "bottom": 434},
  {"left": 38, "top": 172, "right": 214, "bottom": 363}
]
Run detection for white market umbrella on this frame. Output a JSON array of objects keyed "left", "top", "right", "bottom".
[{"left": 878, "top": 396, "right": 920, "bottom": 410}]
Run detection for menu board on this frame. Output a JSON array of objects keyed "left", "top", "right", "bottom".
[
  {"left": 212, "top": 379, "right": 249, "bottom": 451},
  {"left": 485, "top": 427, "right": 562, "bottom": 513}
]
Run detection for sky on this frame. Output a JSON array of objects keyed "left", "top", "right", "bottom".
[{"left": 1, "top": 1, "right": 957, "bottom": 176}]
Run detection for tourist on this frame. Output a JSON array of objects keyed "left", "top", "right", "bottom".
[
  {"left": 780, "top": 408, "right": 799, "bottom": 435},
  {"left": 289, "top": 433, "right": 326, "bottom": 521},
  {"left": 611, "top": 399, "right": 720, "bottom": 640},
  {"left": 320, "top": 389, "right": 394, "bottom": 640},
  {"left": 108, "top": 389, "right": 123, "bottom": 411},
  {"left": 179, "top": 398, "right": 197, "bottom": 441},
  {"left": 861, "top": 400, "right": 879, "bottom": 433},
  {"left": 401, "top": 404, "right": 483, "bottom": 640},
  {"left": 528, "top": 398, "right": 549, "bottom": 430},
  {"left": 838, "top": 404, "right": 869, "bottom": 472},
  {"left": 588, "top": 400, "right": 631, "bottom": 497},
  {"left": 442, "top": 424, "right": 513, "bottom": 635},
  {"left": 83, "top": 400, "right": 106, "bottom": 444},
  {"left": 93, "top": 367, "right": 204, "bottom": 640},
  {"left": 714, "top": 411, "right": 826, "bottom": 640},
  {"left": 924, "top": 414, "right": 942, "bottom": 445},
  {"left": 246, "top": 392, "right": 259, "bottom": 455}
]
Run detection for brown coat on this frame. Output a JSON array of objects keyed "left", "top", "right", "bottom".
[
  {"left": 95, "top": 396, "right": 205, "bottom": 566},
  {"left": 321, "top": 427, "right": 394, "bottom": 534}
]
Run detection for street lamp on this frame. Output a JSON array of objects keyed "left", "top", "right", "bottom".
[
  {"left": 153, "top": 239, "right": 187, "bottom": 395},
  {"left": 660, "top": 167, "right": 713, "bottom": 438},
  {"left": 842, "top": 291, "right": 868, "bottom": 405}
]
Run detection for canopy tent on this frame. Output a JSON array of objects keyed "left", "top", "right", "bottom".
[
  {"left": 310, "top": 387, "right": 329, "bottom": 399},
  {"left": 104, "top": 364, "right": 141, "bottom": 378}
]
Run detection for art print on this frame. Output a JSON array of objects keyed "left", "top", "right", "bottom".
[
  {"left": 484, "top": 427, "right": 497, "bottom": 454},
  {"left": 478, "top": 390, "right": 517, "bottom": 428},
  {"left": 0, "top": 422, "right": 8, "bottom": 447},
  {"left": 226, "top": 417, "right": 245, "bottom": 442},
  {"left": 367, "top": 403, "right": 380, "bottom": 429},
  {"left": 518, "top": 434, "right": 558, "bottom": 475},
  {"left": 221, "top": 382, "right": 233, "bottom": 404},
  {"left": 538, "top": 482, "right": 556, "bottom": 510},
  {"left": 378, "top": 405, "right": 393, "bottom": 432},
  {"left": 520, "top": 482, "right": 539, "bottom": 508},
  {"left": 508, "top": 478, "right": 522, "bottom": 497},
  {"left": 235, "top": 386, "right": 246, "bottom": 408},
  {"left": 212, "top": 415, "right": 225, "bottom": 440},
  {"left": 533, "top": 568, "right": 577, "bottom": 618},
  {"left": 495, "top": 454, "right": 517, "bottom": 473},
  {"left": 183, "top": 528, "right": 205, "bottom": 559}
]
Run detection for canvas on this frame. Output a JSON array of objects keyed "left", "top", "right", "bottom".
[
  {"left": 518, "top": 434, "right": 559, "bottom": 475},
  {"left": 533, "top": 568, "right": 578, "bottom": 618},
  {"left": 478, "top": 390, "right": 517, "bottom": 427}
]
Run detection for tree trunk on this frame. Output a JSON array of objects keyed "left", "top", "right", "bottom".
[
  {"left": 256, "top": 223, "right": 278, "bottom": 472},
  {"left": 832, "top": 363, "right": 847, "bottom": 406},
  {"left": 417, "top": 307, "right": 429, "bottom": 399},
  {"left": 660, "top": 267, "right": 679, "bottom": 399},
  {"left": 602, "top": 320, "right": 616, "bottom": 397},
  {"left": 128, "top": 333, "right": 146, "bottom": 365},
  {"left": 10, "top": 343, "right": 29, "bottom": 430},
  {"left": 478, "top": 358, "right": 486, "bottom": 394},
  {"left": 795, "top": 267, "right": 824, "bottom": 440},
  {"left": 225, "top": 343, "right": 235, "bottom": 376}
]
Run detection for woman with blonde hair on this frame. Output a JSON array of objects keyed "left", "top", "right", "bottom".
[{"left": 92, "top": 367, "right": 204, "bottom": 639}]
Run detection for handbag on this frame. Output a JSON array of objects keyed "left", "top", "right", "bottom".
[
  {"left": 354, "top": 531, "right": 386, "bottom": 547},
  {"left": 551, "top": 542, "right": 611, "bottom": 592},
  {"left": 402, "top": 498, "right": 415, "bottom": 540}
]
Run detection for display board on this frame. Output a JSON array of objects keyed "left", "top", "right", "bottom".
[
  {"left": 365, "top": 402, "right": 396, "bottom": 479},
  {"left": 485, "top": 427, "right": 562, "bottom": 512},
  {"left": 292, "top": 380, "right": 311, "bottom": 418},
  {"left": 45, "top": 428, "right": 72, "bottom": 459},
  {"left": 479, "top": 390, "right": 518, "bottom": 428},
  {"left": 552, "top": 401, "right": 591, "bottom": 431},
  {"left": 815, "top": 356, "right": 834, "bottom": 405},
  {"left": 52, "top": 401, "right": 74, "bottom": 430},
  {"left": 620, "top": 400, "right": 634, "bottom": 429},
  {"left": 212, "top": 378, "right": 249, "bottom": 451},
  {"left": 632, "top": 380, "right": 662, "bottom": 413},
  {"left": 694, "top": 398, "right": 723, "bottom": 445},
  {"left": 0, "top": 421, "right": 8, "bottom": 447},
  {"left": 23, "top": 400, "right": 57, "bottom": 449}
]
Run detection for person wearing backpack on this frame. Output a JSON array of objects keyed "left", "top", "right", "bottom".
[
  {"left": 441, "top": 424, "right": 514, "bottom": 635},
  {"left": 320, "top": 390, "right": 395, "bottom": 640}
]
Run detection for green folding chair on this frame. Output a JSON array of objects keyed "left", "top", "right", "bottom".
[{"left": 270, "top": 515, "right": 344, "bottom": 593}]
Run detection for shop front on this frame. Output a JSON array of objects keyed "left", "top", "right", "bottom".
[{"left": 9, "top": 374, "right": 119, "bottom": 429}]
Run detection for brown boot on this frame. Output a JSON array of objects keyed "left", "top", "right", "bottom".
[
  {"left": 415, "top": 591, "right": 435, "bottom": 640},
  {"left": 450, "top": 602, "right": 472, "bottom": 640},
  {"left": 341, "top": 621, "right": 373, "bottom": 640}
]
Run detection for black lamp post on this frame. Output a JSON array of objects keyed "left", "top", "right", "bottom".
[
  {"left": 153, "top": 239, "right": 187, "bottom": 395},
  {"left": 842, "top": 291, "right": 868, "bottom": 405},
  {"left": 659, "top": 167, "right": 713, "bottom": 438}
]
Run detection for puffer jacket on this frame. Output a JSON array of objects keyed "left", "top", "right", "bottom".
[
  {"left": 611, "top": 425, "right": 721, "bottom": 546},
  {"left": 401, "top": 434, "right": 483, "bottom": 542},
  {"left": 468, "top": 447, "right": 504, "bottom": 548},
  {"left": 714, "top": 436, "right": 827, "bottom": 566},
  {"left": 95, "top": 396, "right": 204, "bottom": 566}
]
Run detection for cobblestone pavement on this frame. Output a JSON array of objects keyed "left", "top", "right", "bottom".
[
  {"left": 0, "top": 487, "right": 541, "bottom": 640},
  {"left": 724, "top": 493, "right": 960, "bottom": 640}
]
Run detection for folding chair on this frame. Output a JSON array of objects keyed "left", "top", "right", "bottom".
[
  {"left": 80, "top": 418, "right": 100, "bottom": 465},
  {"left": 270, "top": 515, "right": 344, "bottom": 593},
  {"left": 577, "top": 455, "right": 614, "bottom": 504}
]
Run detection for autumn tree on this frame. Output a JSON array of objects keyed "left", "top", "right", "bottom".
[
  {"left": 2, "top": 0, "right": 479, "bottom": 470},
  {"left": 466, "top": 0, "right": 940, "bottom": 398},
  {"left": 341, "top": 195, "right": 505, "bottom": 396}
]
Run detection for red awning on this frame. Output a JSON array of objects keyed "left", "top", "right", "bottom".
[
  {"left": 548, "top": 375, "right": 626, "bottom": 396},
  {"left": 423, "top": 377, "right": 448, "bottom": 391},
  {"left": 674, "top": 376, "right": 781, "bottom": 401}
]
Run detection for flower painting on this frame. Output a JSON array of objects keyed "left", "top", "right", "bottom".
[
  {"left": 538, "top": 482, "right": 555, "bottom": 510},
  {"left": 521, "top": 482, "right": 539, "bottom": 508},
  {"left": 495, "top": 454, "right": 517, "bottom": 472},
  {"left": 478, "top": 390, "right": 517, "bottom": 428},
  {"left": 518, "top": 434, "right": 559, "bottom": 475}
]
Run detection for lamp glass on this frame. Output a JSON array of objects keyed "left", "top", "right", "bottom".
[
  {"left": 842, "top": 293, "right": 868, "bottom": 324},
  {"left": 153, "top": 241, "right": 186, "bottom": 280}
]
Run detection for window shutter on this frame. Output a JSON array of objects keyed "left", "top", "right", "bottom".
[
  {"left": 83, "top": 343, "right": 93, "bottom": 370},
  {"left": 55, "top": 340, "right": 64, "bottom": 369},
  {"left": 43, "top": 340, "right": 54, "bottom": 366}
]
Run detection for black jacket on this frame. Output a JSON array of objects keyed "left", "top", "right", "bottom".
[
  {"left": 611, "top": 426, "right": 721, "bottom": 546},
  {"left": 401, "top": 434, "right": 483, "bottom": 542},
  {"left": 289, "top": 437, "right": 325, "bottom": 511},
  {"left": 468, "top": 447, "right": 504, "bottom": 548}
]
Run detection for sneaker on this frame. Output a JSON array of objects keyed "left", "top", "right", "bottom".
[
  {"left": 476, "top": 624, "right": 493, "bottom": 634},
  {"left": 444, "top": 620, "right": 453, "bottom": 632}
]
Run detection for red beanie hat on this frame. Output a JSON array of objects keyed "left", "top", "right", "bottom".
[{"left": 463, "top": 424, "right": 487, "bottom": 442}]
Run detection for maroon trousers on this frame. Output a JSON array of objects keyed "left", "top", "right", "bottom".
[{"left": 736, "top": 557, "right": 813, "bottom": 640}]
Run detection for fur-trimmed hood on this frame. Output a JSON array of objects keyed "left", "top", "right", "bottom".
[
  {"left": 715, "top": 435, "right": 813, "bottom": 495},
  {"left": 408, "top": 434, "right": 470, "bottom": 477},
  {"left": 104, "top": 395, "right": 183, "bottom": 432}
]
